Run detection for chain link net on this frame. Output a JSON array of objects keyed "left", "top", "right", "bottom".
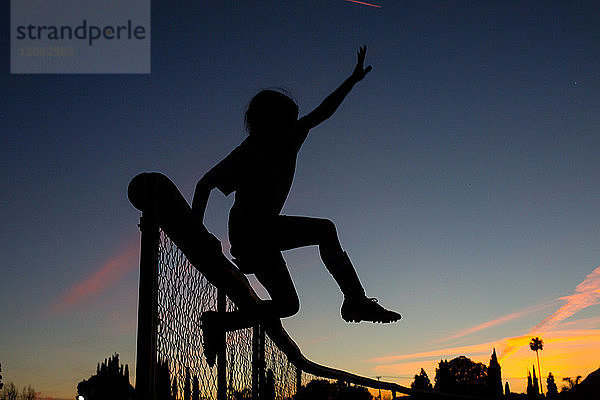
[
  {"left": 264, "top": 334, "right": 297, "bottom": 400},
  {"left": 154, "top": 231, "right": 299, "bottom": 400},
  {"left": 157, "top": 230, "right": 219, "bottom": 400}
]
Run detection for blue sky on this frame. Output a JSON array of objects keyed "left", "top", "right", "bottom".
[{"left": 1, "top": 1, "right": 599, "bottom": 398}]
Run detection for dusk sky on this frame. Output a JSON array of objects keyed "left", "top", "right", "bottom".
[{"left": 1, "top": 1, "right": 599, "bottom": 398}]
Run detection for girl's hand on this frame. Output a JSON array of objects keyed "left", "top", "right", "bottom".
[{"left": 352, "top": 45, "right": 372, "bottom": 81}]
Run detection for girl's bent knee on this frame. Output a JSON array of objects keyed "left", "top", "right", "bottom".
[
  {"left": 277, "top": 296, "right": 300, "bottom": 318},
  {"left": 316, "top": 218, "right": 337, "bottom": 237}
]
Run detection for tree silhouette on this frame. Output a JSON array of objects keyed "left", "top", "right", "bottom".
[
  {"left": 296, "top": 379, "right": 372, "bottom": 400},
  {"left": 434, "top": 360, "right": 453, "bottom": 393},
  {"left": 232, "top": 387, "right": 252, "bottom": 400},
  {"left": 504, "top": 382, "right": 510, "bottom": 397},
  {"left": 561, "top": 376, "right": 582, "bottom": 392},
  {"left": 531, "top": 366, "right": 539, "bottom": 397},
  {"left": 184, "top": 367, "right": 191, "bottom": 400},
  {"left": 192, "top": 375, "right": 200, "bottom": 400},
  {"left": 546, "top": 372, "right": 558, "bottom": 400},
  {"left": 486, "top": 349, "right": 503, "bottom": 398},
  {"left": 411, "top": 368, "right": 432, "bottom": 391},
  {"left": 21, "top": 385, "right": 36, "bottom": 400},
  {"left": 172, "top": 376, "right": 179, "bottom": 400},
  {"left": 0, "top": 362, "right": 3, "bottom": 391},
  {"left": 2, "top": 382, "right": 18, "bottom": 400},
  {"left": 529, "top": 337, "right": 544, "bottom": 395},
  {"left": 77, "top": 353, "right": 133, "bottom": 400},
  {"left": 526, "top": 371, "right": 534, "bottom": 400},
  {"left": 434, "top": 356, "right": 487, "bottom": 396},
  {"left": 156, "top": 359, "right": 171, "bottom": 400}
]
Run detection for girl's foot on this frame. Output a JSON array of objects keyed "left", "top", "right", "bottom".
[
  {"left": 341, "top": 297, "right": 401, "bottom": 323},
  {"left": 201, "top": 311, "right": 224, "bottom": 367}
]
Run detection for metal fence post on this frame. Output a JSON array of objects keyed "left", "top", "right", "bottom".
[
  {"left": 296, "top": 368, "right": 302, "bottom": 397},
  {"left": 252, "top": 323, "right": 265, "bottom": 400},
  {"left": 265, "top": 369, "right": 275, "bottom": 400},
  {"left": 135, "top": 214, "right": 159, "bottom": 400},
  {"left": 217, "top": 289, "right": 227, "bottom": 400}
]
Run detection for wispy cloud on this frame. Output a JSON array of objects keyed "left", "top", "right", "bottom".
[
  {"left": 368, "top": 341, "right": 497, "bottom": 364},
  {"left": 51, "top": 242, "right": 138, "bottom": 313},
  {"left": 531, "top": 266, "right": 600, "bottom": 333},
  {"left": 433, "top": 300, "right": 559, "bottom": 344},
  {"left": 430, "top": 266, "right": 600, "bottom": 352},
  {"left": 496, "top": 266, "right": 600, "bottom": 360}
]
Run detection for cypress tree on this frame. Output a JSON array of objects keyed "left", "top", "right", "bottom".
[
  {"left": 193, "top": 375, "right": 200, "bottom": 400},
  {"left": 185, "top": 368, "right": 191, "bottom": 400}
]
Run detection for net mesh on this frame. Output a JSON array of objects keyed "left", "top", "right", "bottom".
[
  {"left": 155, "top": 230, "right": 299, "bottom": 400},
  {"left": 157, "top": 231, "right": 219, "bottom": 399},
  {"left": 264, "top": 334, "right": 297, "bottom": 400}
]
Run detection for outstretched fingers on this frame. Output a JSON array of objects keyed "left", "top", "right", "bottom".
[{"left": 353, "top": 45, "right": 372, "bottom": 80}]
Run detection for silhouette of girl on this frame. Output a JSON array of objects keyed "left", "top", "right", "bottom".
[{"left": 193, "top": 46, "right": 400, "bottom": 363}]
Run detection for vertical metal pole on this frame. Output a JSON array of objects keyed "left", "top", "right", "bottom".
[
  {"left": 258, "top": 322, "right": 266, "bottom": 400},
  {"left": 252, "top": 323, "right": 265, "bottom": 400},
  {"left": 265, "top": 369, "right": 275, "bottom": 400},
  {"left": 135, "top": 214, "right": 159, "bottom": 400},
  {"left": 391, "top": 390, "right": 396, "bottom": 400},
  {"left": 252, "top": 324, "right": 259, "bottom": 400},
  {"left": 258, "top": 324, "right": 265, "bottom": 400},
  {"left": 296, "top": 368, "right": 302, "bottom": 397},
  {"left": 217, "top": 289, "right": 227, "bottom": 400}
]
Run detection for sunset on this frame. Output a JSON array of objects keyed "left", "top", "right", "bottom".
[{"left": 2, "top": 1, "right": 599, "bottom": 399}]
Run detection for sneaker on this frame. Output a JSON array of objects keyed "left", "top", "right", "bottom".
[
  {"left": 200, "top": 311, "right": 224, "bottom": 367},
  {"left": 341, "top": 297, "right": 401, "bottom": 323}
]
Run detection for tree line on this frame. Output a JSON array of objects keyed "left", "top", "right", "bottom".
[
  {"left": 0, "top": 362, "right": 37, "bottom": 400},
  {"left": 408, "top": 346, "right": 599, "bottom": 400}
]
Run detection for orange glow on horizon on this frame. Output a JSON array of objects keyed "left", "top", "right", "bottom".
[
  {"left": 368, "top": 266, "right": 600, "bottom": 394},
  {"left": 370, "top": 329, "right": 600, "bottom": 393}
]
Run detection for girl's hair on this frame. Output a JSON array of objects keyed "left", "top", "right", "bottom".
[{"left": 244, "top": 88, "right": 299, "bottom": 137}]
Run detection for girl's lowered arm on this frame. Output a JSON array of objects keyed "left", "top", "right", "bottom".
[
  {"left": 299, "top": 46, "right": 372, "bottom": 130},
  {"left": 192, "top": 175, "right": 213, "bottom": 226}
]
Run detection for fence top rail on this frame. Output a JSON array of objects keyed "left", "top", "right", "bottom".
[{"left": 128, "top": 172, "right": 414, "bottom": 395}]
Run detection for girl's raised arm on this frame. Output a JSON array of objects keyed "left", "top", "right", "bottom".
[{"left": 298, "top": 46, "right": 372, "bottom": 131}]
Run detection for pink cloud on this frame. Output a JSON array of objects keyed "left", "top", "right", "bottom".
[
  {"left": 428, "top": 266, "right": 600, "bottom": 351},
  {"left": 367, "top": 341, "right": 497, "bottom": 364},
  {"left": 433, "top": 300, "right": 559, "bottom": 344},
  {"left": 51, "top": 242, "right": 139, "bottom": 313},
  {"left": 531, "top": 266, "right": 600, "bottom": 333},
  {"left": 496, "top": 266, "right": 600, "bottom": 359}
]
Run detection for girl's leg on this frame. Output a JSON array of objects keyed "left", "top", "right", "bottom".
[
  {"left": 271, "top": 215, "right": 401, "bottom": 323},
  {"left": 271, "top": 215, "right": 365, "bottom": 299},
  {"left": 201, "top": 252, "right": 299, "bottom": 366}
]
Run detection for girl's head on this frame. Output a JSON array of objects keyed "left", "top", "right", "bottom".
[{"left": 245, "top": 89, "right": 299, "bottom": 139}]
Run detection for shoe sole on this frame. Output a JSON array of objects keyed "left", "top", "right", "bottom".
[{"left": 342, "top": 315, "right": 401, "bottom": 323}]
